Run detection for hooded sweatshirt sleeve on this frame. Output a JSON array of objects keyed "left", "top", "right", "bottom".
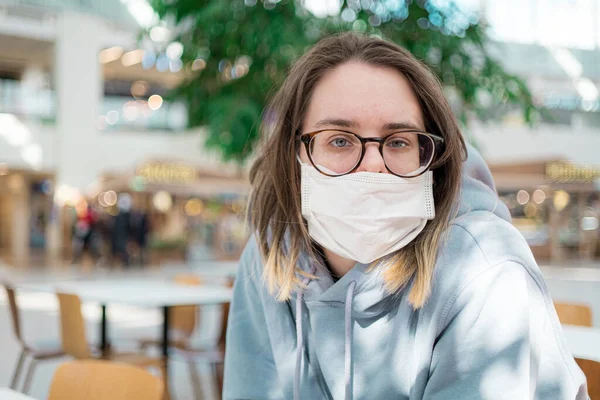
[
  {"left": 223, "top": 237, "right": 285, "bottom": 399},
  {"left": 422, "top": 260, "right": 588, "bottom": 400}
]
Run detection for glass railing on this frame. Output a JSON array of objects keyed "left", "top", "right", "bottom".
[
  {"left": 0, "top": 79, "right": 188, "bottom": 131},
  {"left": 100, "top": 95, "right": 188, "bottom": 132},
  {"left": 2, "top": 0, "right": 137, "bottom": 27},
  {"left": 0, "top": 79, "right": 56, "bottom": 122}
]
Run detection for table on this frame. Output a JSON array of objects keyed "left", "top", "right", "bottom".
[
  {"left": 17, "top": 278, "right": 232, "bottom": 396},
  {"left": 0, "top": 388, "right": 38, "bottom": 399},
  {"left": 161, "top": 261, "right": 239, "bottom": 278},
  {"left": 562, "top": 324, "right": 600, "bottom": 362}
]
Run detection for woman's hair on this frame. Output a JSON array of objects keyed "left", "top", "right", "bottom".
[{"left": 248, "top": 32, "right": 466, "bottom": 308}]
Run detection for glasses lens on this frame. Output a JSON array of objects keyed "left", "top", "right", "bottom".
[
  {"left": 309, "top": 131, "right": 362, "bottom": 176},
  {"left": 382, "top": 132, "right": 435, "bottom": 177}
]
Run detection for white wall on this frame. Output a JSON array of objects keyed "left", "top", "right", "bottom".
[
  {"left": 0, "top": 118, "right": 56, "bottom": 171},
  {"left": 0, "top": 119, "right": 238, "bottom": 181},
  {"left": 87, "top": 129, "right": 240, "bottom": 177},
  {"left": 470, "top": 122, "right": 600, "bottom": 165}
]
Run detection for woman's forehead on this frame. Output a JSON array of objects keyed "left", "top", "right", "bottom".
[{"left": 304, "top": 61, "right": 425, "bottom": 132}]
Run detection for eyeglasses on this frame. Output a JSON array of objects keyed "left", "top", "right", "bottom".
[{"left": 298, "top": 129, "right": 444, "bottom": 178}]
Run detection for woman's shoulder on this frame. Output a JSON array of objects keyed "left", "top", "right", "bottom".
[
  {"left": 449, "top": 211, "right": 536, "bottom": 268},
  {"left": 429, "top": 213, "right": 542, "bottom": 309},
  {"left": 236, "top": 235, "right": 265, "bottom": 284}
]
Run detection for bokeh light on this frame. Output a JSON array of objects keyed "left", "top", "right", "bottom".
[
  {"left": 121, "top": 49, "right": 145, "bottom": 67},
  {"left": 169, "top": 59, "right": 183, "bottom": 72},
  {"left": 581, "top": 216, "right": 599, "bottom": 231},
  {"left": 148, "top": 95, "right": 163, "bottom": 111},
  {"left": 516, "top": 190, "right": 530, "bottom": 205},
  {"left": 185, "top": 198, "right": 204, "bottom": 216},
  {"left": 532, "top": 189, "right": 547, "bottom": 204},
  {"left": 99, "top": 46, "right": 123, "bottom": 64},
  {"left": 553, "top": 190, "right": 570, "bottom": 212},
  {"left": 98, "top": 192, "right": 108, "bottom": 207},
  {"left": 524, "top": 202, "right": 538, "bottom": 218},
  {"left": 131, "top": 81, "right": 149, "bottom": 98},
  {"left": 155, "top": 54, "right": 169, "bottom": 72},
  {"left": 191, "top": 58, "right": 206, "bottom": 71},
  {"left": 150, "top": 26, "right": 170, "bottom": 42},
  {"left": 153, "top": 191, "right": 173, "bottom": 212},
  {"left": 104, "top": 190, "right": 118, "bottom": 207},
  {"left": 105, "top": 110, "right": 120, "bottom": 125},
  {"left": 166, "top": 42, "right": 184, "bottom": 60}
]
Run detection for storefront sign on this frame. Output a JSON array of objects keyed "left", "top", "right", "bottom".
[
  {"left": 137, "top": 162, "right": 197, "bottom": 184},
  {"left": 546, "top": 161, "right": 600, "bottom": 183}
]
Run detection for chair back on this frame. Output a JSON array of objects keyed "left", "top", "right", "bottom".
[
  {"left": 170, "top": 275, "right": 203, "bottom": 337},
  {"left": 217, "top": 277, "right": 235, "bottom": 352},
  {"left": 554, "top": 302, "right": 593, "bottom": 327},
  {"left": 56, "top": 292, "right": 93, "bottom": 359},
  {"left": 575, "top": 358, "right": 600, "bottom": 400},
  {"left": 48, "top": 360, "right": 164, "bottom": 400},
  {"left": 3, "top": 283, "right": 24, "bottom": 345}
]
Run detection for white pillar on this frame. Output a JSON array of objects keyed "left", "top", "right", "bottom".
[
  {"left": 9, "top": 174, "right": 30, "bottom": 266},
  {"left": 48, "top": 11, "right": 104, "bottom": 260},
  {"left": 54, "top": 11, "right": 103, "bottom": 189}
]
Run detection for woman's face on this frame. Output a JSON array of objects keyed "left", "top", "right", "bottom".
[{"left": 300, "top": 61, "right": 425, "bottom": 175}]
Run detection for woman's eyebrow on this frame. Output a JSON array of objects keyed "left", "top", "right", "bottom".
[
  {"left": 382, "top": 122, "right": 424, "bottom": 131},
  {"left": 314, "top": 118, "right": 358, "bottom": 129},
  {"left": 313, "top": 118, "right": 424, "bottom": 131}
]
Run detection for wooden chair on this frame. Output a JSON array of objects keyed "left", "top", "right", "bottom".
[
  {"left": 48, "top": 360, "right": 163, "bottom": 400},
  {"left": 575, "top": 358, "right": 600, "bottom": 400},
  {"left": 172, "top": 277, "right": 234, "bottom": 399},
  {"left": 554, "top": 302, "right": 593, "bottom": 327},
  {"left": 55, "top": 292, "right": 164, "bottom": 375},
  {"left": 3, "top": 283, "right": 65, "bottom": 393},
  {"left": 139, "top": 275, "right": 203, "bottom": 351},
  {"left": 138, "top": 275, "right": 203, "bottom": 398}
]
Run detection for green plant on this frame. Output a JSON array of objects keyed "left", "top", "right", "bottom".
[{"left": 149, "top": 0, "right": 539, "bottom": 164}]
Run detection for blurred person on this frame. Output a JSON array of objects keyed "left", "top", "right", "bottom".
[
  {"left": 111, "top": 193, "right": 132, "bottom": 268},
  {"left": 587, "top": 194, "right": 600, "bottom": 259},
  {"left": 71, "top": 203, "right": 101, "bottom": 266},
  {"left": 129, "top": 207, "right": 150, "bottom": 267},
  {"left": 224, "top": 33, "right": 587, "bottom": 399}
]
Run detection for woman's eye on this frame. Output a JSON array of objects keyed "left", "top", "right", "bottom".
[
  {"left": 387, "top": 139, "right": 409, "bottom": 148},
  {"left": 330, "top": 137, "right": 350, "bottom": 147}
]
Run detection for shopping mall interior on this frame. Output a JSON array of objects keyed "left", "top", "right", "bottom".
[{"left": 0, "top": 0, "right": 600, "bottom": 399}]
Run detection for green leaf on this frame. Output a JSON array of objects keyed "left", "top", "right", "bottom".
[{"left": 147, "top": 0, "right": 540, "bottom": 164}]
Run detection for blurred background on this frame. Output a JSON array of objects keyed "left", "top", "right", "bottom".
[
  {"left": 0, "top": 0, "right": 599, "bottom": 399},
  {"left": 0, "top": 0, "right": 599, "bottom": 270}
]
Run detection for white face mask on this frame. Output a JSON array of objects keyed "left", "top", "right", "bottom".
[{"left": 300, "top": 162, "right": 435, "bottom": 264}]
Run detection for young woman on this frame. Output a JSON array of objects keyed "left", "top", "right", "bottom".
[{"left": 223, "top": 32, "right": 587, "bottom": 400}]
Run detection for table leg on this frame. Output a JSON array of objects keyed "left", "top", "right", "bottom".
[
  {"left": 100, "top": 304, "right": 109, "bottom": 356},
  {"left": 162, "top": 306, "right": 171, "bottom": 399}
]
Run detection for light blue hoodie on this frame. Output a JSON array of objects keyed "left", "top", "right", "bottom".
[{"left": 224, "top": 146, "right": 588, "bottom": 399}]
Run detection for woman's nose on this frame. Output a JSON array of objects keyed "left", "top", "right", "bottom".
[{"left": 355, "top": 143, "right": 387, "bottom": 174}]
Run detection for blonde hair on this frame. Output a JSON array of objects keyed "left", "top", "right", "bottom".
[{"left": 248, "top": 32, "right": 466, "bottom": 308}]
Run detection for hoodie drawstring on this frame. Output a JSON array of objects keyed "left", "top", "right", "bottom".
[
  {"left": 294, "top": 279, "right": 357, "bottom": 400},
  {"left": 345, "top": 280, "right": 357, "bottom": 400},
  {"left": 294, "top": 274, "right": 312, "bottom": 400}
]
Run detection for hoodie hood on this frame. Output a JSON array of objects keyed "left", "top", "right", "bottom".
[{"left": 458, "top": 143, "right": 511, "bottom": 222}]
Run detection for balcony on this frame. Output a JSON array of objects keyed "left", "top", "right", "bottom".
[{"left": 0, "top": 79, "right": 187, "bottom": 131}]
